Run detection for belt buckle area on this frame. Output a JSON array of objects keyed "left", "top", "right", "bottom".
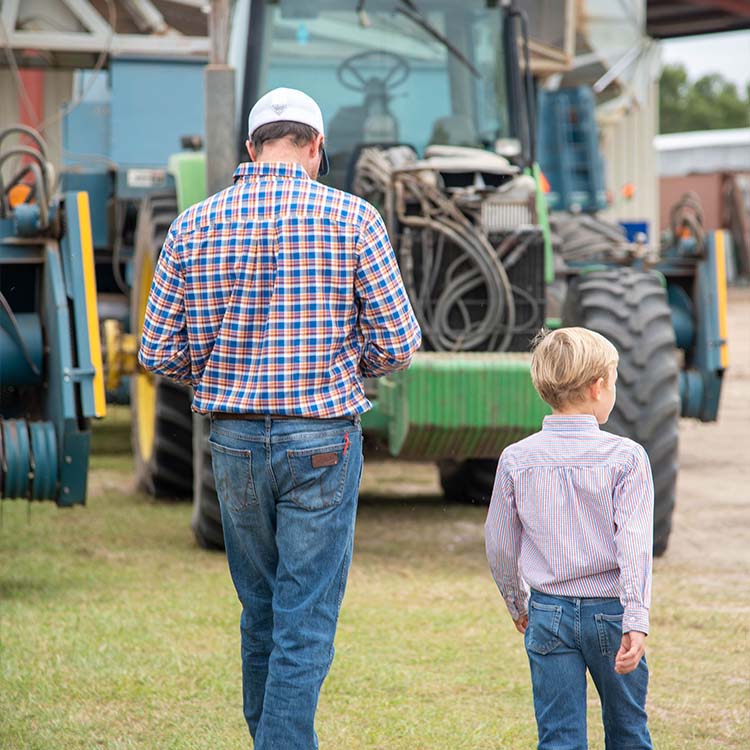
[{"left": 212, "top": 412, "right": 267, "bottom": 421}]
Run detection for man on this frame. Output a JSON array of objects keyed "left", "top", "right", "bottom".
[{"left": 139, "top": 87, "right": 421, "bottom": 749}]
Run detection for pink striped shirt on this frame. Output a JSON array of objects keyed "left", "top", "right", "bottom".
[{"left": 485, "top": 414, "right": 654, "bottom": 633}]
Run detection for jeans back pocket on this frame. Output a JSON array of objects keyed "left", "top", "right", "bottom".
[
  {"left": 208, "top": 440, "right": 257, "bottom": 512},
  {"left": 287, "top": 440, "right": 350, "bottom": 511},
  {"left": 525, "top": 601, "right": 563, "bottom": 655}
]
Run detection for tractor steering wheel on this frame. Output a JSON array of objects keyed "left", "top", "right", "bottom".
[{"left": 337, "top": 50, "right": 410, "bottom": 93}]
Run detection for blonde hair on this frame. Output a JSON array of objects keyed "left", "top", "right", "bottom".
[{"left": 530, "top": 327, "right": 619, "bottom": 410}]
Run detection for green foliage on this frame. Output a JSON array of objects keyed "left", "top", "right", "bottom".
[{"left": 660, "top": 63, "right": 750, "bottom": 133}]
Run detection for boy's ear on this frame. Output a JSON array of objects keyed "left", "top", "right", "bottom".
[{"left": 591, "top": 377, "right": 604, "bottom": 401}]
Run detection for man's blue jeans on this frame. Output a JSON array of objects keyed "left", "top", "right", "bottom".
[
  {"left": 209, "top": 415, "right": 363, "bottom": 750},
  {"left": 524, "top": 590, "right": 652, "bottom": 750}
]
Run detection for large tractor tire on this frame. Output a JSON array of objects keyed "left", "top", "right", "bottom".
[
  {"left": 438, "top": 458, "right": 498, "bottom": 505},
  {"left": 563, "top": 268, "right": 680, "bottom": 556},
  {"left": 191, "top": 413, "right": 225, "bottom": 550},
  {"left": 131, "top": 194, "right": 194, "bottom": 498}
]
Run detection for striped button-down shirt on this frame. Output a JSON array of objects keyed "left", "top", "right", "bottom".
[
  {"left": 139, "top": 162, "right": 421, "bottom": 417},
  {"left": 485, "top": 415, "right": 654, "bottom": 633}
]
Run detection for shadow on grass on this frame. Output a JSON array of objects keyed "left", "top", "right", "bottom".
[
  {"left": 0, "top": 577, "right": 66, "bottom": 601},
  {"left": 91, "top": 408, "right": 132, "bottom": 456},
  {"left": 358, "top": 492, "right": 447, "bottom": 508}
]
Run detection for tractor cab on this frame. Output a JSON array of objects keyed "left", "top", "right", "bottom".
[{"left": 236, "top": 0, "right": 522, "bottom": 192}]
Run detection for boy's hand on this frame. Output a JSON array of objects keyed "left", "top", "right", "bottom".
[
  {"left": 513, "top": 614, "right": 528, "bottom": 634},
  {"left": 615, "top": 631, "right": 647, "bottom": 674}
]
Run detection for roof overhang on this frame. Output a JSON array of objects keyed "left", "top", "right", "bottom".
[
  {"left": 0, "top": 0, "right": 209, "bottom": 68},
  {"left": 647, "top": 0, "right": 750, "bottom": 39}
]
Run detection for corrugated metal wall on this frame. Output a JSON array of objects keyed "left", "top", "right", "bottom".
[
  {"left": 598, "top": 80, "right": 660, "bottom": 243},
  {"left": 0, "top": 69, "right": 74, "bottom": 173}
]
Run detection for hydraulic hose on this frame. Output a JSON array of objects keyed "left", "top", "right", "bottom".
[{"left": 355, "top": 147, "right": 518, "bottom": 352}]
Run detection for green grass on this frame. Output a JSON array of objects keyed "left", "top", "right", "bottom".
[{"left": 1, "top": 408, "right": 748, "bottom": 749}]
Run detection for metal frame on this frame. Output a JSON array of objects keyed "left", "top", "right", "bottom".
[{"left": 1, "top": 0, "right": 210, "bottom": 59}]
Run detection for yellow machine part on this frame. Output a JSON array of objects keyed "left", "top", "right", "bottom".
[
  {"left": 715, "top": 230, "right": 729, "bottom": 370},
  {"left": 102, "top": 319, "right": 138, "bottom": 392},
  {"left": 134, "top": 250, "right": 156, "bottom": 462},
  {"left": 77, "top": 192, "right": 107, "bottom": 418}
]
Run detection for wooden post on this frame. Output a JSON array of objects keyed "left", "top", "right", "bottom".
[{"left": 205, "top": 0, "right": 236, "bottom": 195}]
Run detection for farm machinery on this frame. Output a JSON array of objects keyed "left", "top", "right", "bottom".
[
  {"left": 0, "top": 126, "right": 106, "bottom": 506},
  {"left": 3, "top": 0, "right": 727, "bottom": 556}
]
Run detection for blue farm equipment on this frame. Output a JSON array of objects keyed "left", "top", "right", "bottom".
[
  {"left": 661, "top": 195, "right": 728, "bottom": 423},
  {"left": 0, "top": 126, "right": 106, "bottom": 505},
  {"left": 537, "top": 87, "right": 608, "bottom": 214},
  {"left": 538, "top": 87, "right": 727, "bottom": 422},
  {"left": 59, "top": 59, "right": 208, "bottom": 500}
]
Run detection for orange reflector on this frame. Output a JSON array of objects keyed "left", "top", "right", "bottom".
[
  {"left": 539, "top": 171, "right": 550, "bottom": 193},
  {"left": 8, "top": 183, "right": 33, "bottom": 208}
]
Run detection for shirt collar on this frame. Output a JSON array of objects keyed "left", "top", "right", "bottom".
[
  {"left": 233, "top": 161, "right": 310, "bottom": 182},
  {"left": 542, "top": 414, "right": 601, "bottom": 433}
]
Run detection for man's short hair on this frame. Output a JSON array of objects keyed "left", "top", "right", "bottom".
[
  {"left": 530, "top": 327, "right": 619, "bottom": 410},
  {"left": 251, "top": 121, "right": 319, "bottom": 153}
]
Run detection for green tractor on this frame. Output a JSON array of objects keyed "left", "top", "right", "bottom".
[{"left": 106, "top": 0, "right": 725, "bottom": 556}]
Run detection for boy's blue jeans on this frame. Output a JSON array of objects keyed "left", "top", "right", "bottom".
[
  {"left": 524, "top": 590, "right": 652, "bottom": 750},
  {"left": 209, "top": 415, "right": 363, "bottom": 750}
]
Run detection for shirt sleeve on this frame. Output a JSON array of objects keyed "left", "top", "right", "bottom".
[
  {"left": 354, "top": 208, "right": 421, "bottom": 378},
  {"left": 613, "top": 444, "right": 654, "bottom": 634},
  {"left": 485, "top": 452, "right": 527, "bottom": 619},
  {"left": 137, "top": 232, "right": 192, "bottom": 384}
]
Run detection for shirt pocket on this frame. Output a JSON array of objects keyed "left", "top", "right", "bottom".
[
  {"left": 286, "top": 440, "right": 350, "bottom": 511},
  {"left": 525, "top": 601, "right": 563, "bottom": 655}
]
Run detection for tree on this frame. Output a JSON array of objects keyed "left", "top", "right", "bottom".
[{"left": 659, "top": 63, "right": 750, "bottom": 133}]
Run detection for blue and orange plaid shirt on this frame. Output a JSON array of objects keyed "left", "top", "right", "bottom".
[{"left": 138, "top": 162, "right": 421, "bottom": 417}]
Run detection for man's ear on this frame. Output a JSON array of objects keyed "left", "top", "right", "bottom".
[
  {"left": 246, "top": 139, "right": 257, "bottom": 161},
  {"left": 311, "top": 133, "right": 324, "bottom": 158}
]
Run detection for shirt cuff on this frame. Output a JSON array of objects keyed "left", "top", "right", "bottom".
[
  {"left": 623, "top": 605, "right": 649, "bottom": 634},
  {"left": 505, "top": 595, "right": 528, "bottom": 621}
]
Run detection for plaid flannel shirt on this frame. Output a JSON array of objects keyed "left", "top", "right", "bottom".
[{"left": 138, "top": 162, "right": 421, "bottom": 417}]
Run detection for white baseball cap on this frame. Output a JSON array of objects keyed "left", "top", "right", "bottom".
[{"left": 248, "top": 87, "right": 329, "bottom": 176}]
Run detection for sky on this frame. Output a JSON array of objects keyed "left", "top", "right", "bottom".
[{"left": 660, "top": 29, "right": 750, "bottom": 92}]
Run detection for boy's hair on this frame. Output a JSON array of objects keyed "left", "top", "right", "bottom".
[{"left": 530, "top": 327, "right": 619, "bottom": 410}]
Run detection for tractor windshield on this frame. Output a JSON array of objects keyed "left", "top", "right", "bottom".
[{"left": 255, "top": 0, "right": 508, "bottom": 188}]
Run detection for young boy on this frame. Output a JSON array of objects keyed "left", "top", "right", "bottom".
[{"left": 485, "top": 327, "right": 654, "bottom": 750}]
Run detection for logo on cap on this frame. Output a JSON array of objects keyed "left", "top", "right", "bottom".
[{"left": 270, "top": 90, "right": 288, "bottom": 116}]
